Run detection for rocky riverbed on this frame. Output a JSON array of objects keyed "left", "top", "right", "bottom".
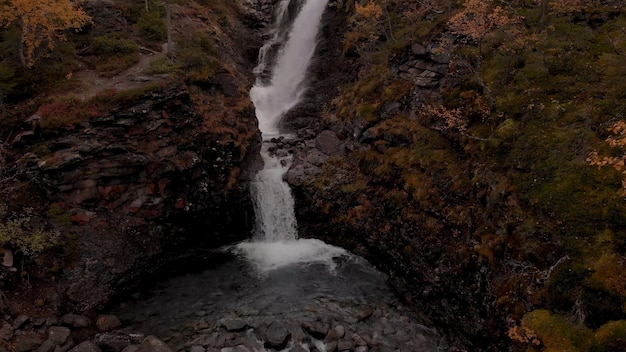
[{"left": 106, "top": 242, "right": 442, "bottom": 352}]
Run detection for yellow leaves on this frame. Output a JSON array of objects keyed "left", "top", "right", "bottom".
[
  {"left": 0, "top": 0, "right": 91, "bottom": 67},
  {"left": 355, "top": 1, "right": 383, "bottom": 21},
  {"left": 588, "top": 121, "right": 626, "bottom": 196},
  {"left": 421, "top": 103, "right": 467, "bottom": 133},
  {"left": 447, "top": 0, "right": 522, "bottom": 48}
]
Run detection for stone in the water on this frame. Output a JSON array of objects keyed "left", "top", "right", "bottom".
[
  {"left": 54, "top": 338, "right": 74, "bottom": 352},
  {"left": 48, "top": 326, "right": 71, "bottom": 345},
  {"left": 301, "top": 322, "right": 328, "bottom": 339},
  {"left": 325, "top": 325, "right": 345, "bottom": 342},
  {"left": 263, "top": 322, "right": 290, "bottom": 349},
  {"left": 14, "top": 315, "right": 30, "bottom": 329},
  {"left": 120, "top": 346, "right": 138, "bottom": 352},
  {"left": 324, "top": 341, "right": 337, "bottom": 352},
  {"left": 15, "top": 337, "right": 44, "bottom": 352},
  {"left": 355, "top": 346, "right": 367, "bottom": 352},
  {"left": 337, "top": 340, "right": 354, "bottom": 351},
  {"left": 0, "top": 323, "right": 14, "bottom": 341},
  {"left": 220, "top": 319, "right": 246, "bottom": 332},
  {"left": 61, "top": 314, "right": 90, "bottom": 328},
  {"left": 36, "top": 340, "right": 56, "bottom": 352},
  {"left": 135, "top": 336, "right": 173, "bottom": 352},
  {"left": 68, "top": 341, "right": 102, "bottom": 352},
  {"left": 95, "top": 331, "right": 137, "bottom": 352},
  {"left": 189, "top": 346, "right": 205, "bottom": 352},
  {"left": 357, "top": 309, "right": 374, "bottom": 321},
  {"left": 96, "top": 316, "right": 122, "bottom": 332}
]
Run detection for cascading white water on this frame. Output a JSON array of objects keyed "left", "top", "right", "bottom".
[
  {"left": 238, "top": 0, "right": 344, "bottom": 272},
  {"left": 250, "top": 0, "right": 330, "bottom": 138}
]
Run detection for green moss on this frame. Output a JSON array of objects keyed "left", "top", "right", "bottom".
[
  {"left": 138, "top": 10, "right": 167, "bottom": 42},
  {"left": 522, "top": 309, "right": 593, "bottom": 352},
  {"left": 176, "top": 33, "right": 221, "bottom": 82}
]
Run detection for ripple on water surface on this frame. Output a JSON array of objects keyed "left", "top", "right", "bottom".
[{"left": 111, "top": 240, "right": 441, "bottom": 352}]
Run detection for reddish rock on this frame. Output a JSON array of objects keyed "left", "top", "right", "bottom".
[
  {"left": 96, "top": 315, "right": 122, "bottom": 332},
  {"left": 175, "top": 198, "right": 186, "bottom": 209},
  {"left": 70, "top": 213, "right": 91, "bottom": 225}
]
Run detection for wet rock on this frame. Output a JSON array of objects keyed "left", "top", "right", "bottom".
[
  {"left": 411, "top": 43, "right": 427, "bottom": 56},
  {"left": 263, "top": 322, "right": 290, "bottom": 349},
  {"left": 324, "top": 341, "right": 337, "bottom": 352},
  {"left": 54, "top": 338, "right": 74, "bottom": 352},
  {"left": 15, "top": 337, "right": 45, "bottom": 352},
  {"left": 355, "top": 346, "right": 367, "bottom": 352},
  {"left": 189, "top": 346, "right": 205, "bottom": 352},
  {"left": 48, "top": 326, "right": 71, "bottom": 345},
  {"left": 61, "top": 314, "right": 90, "bottom": 328},
  {"left": 120, "top": 346, "right": 138, "bottom": 352},
  {"left": 96, "top": 316, "right": 122, "bottom": 332},
  {"left": 33, "top": 318, "right": 47, "bottom": 328},
  {"left": 221, "top": 319, "right": 247, "bottom": 332},
  {"left": 14, "top": 315, "right": 30, "bottom": 329},
  {"left": 306, "top": 149, "right": 328, "bottom": 166},
  {"left": 337, "top": 340, "right": 354, "bottom": 351},
  {"left": 291, "top": 346, "right": 307, "bottom": 352},
  {"left": 68, "top": 341, "right": 102, "bottom": 352},
  {"left": 352, "top": 333, "right": 367, "bottom": 346},
  {"left": 46, "top": 317, "right": 60, "bottom": 327},
  {"left": 95, "top": 331, "right": 143, "bottom": 352},
  {"left": 36, "top": 340, "right": 56, "bottom": 352},
  {"left": 301, "top": 322, "right": 328, "bottom": 339},
  {"left": 135, "top": 336, "right": 173, "bottom": 352},
  {"left": 0, "top": 322, "right": 14, "bottom": 341},
  {"left": 326, "top": 325, "right": 345, "bottom": 341},
  {"left": 1, "top": 249, "right": 13, "bottom": 267},
  {"left": 315, "top": 130, "right": 343, "bottom": 155}
]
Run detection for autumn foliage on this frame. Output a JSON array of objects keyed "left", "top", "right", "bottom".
[
  {"left": 0, "top": 0, "right": 91, "bottom": 67},
  {"left": 587, "top": 121, "right": 626, "bottom": 195},
  {"left": 448, "top": 0, "right": 522, "bottom": 53}
]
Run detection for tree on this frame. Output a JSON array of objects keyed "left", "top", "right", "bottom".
[
  {"left": 0, "top": 0, "right": 91, "bottom": 67},
  {"left": 448, "top": 0, "right": 521, "bottom": 56}
]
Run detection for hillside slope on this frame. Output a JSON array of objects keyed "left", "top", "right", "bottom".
[{"left": 289, "top": 1, "right": 626, "bottom": 351}]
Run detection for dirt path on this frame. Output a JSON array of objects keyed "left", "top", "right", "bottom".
[{"left": 72, "top": 44, "right": 170, "bottom": 101}]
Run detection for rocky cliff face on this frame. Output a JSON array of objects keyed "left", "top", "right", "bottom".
[{"left": 0, "top": 0, "right": 263, "bottom": 313}]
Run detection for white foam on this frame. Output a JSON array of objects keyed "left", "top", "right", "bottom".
[{"left": 233, "top": 239, "right": 349, "bottom": 273}]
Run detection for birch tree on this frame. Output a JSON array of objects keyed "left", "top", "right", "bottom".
[{"left": 0, "top": 0, "right": 91, "bottom": 67}]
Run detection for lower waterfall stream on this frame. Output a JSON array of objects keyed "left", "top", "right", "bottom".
[{"left": 109, "top": 0, "right": 442, "bottom": 351}]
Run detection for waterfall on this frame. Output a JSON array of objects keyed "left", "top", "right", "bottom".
[
  {"left": 237, "top": 0, "right": 343, "bottom": 272},
  {"left": 250, "top": 0, "right": 330, "bottom": 138},
  {"left": 249, "top": 0, "right": 329, "bottom": 240}
]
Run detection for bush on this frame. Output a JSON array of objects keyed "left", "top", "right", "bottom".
[
  {"left": 0, "top": 204, "right": 62, "bottom": 257},
  {"left": 149, "top": 56, "right": 178, "bottom": 74},
  {"left": 138, "top": 11, "right": 166, "bottom": 42},
  {"left": 92, "top": 34, "right": 139, "bottom": 55},
  {"left": 176, "top": 33, "right": 220, "bottom": 82},
  {"left": 90, "top": 34, "right": 140, "bottom": 75}
]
